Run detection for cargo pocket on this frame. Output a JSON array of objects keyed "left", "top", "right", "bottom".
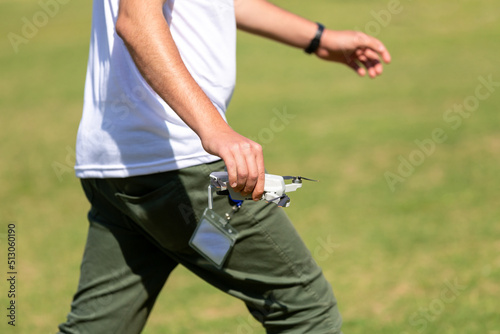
[{"left": 115, "top": 180, "right": 198, "bottom": 252}]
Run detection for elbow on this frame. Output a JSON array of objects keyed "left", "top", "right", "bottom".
[
  {"left": 116, "top": 9, "right": 141, "bottom": 45},
  {"left": 116, "top": 0, "right": 167, "bottom": 42},
  {"left": 115, "top": 14, "right": 131, "bottom": 42}
]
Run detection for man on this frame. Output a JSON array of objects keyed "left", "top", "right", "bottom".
[{"left": 59, "top": 0, "right": 391, "bottom": 333}]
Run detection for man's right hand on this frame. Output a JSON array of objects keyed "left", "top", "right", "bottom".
[{"left": 201, "top": 128, "right": 265, "bottom": 201}]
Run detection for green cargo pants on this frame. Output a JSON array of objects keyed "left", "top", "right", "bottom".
[{"left": 58, "top": 160, "right": 343, "bottom": 333}]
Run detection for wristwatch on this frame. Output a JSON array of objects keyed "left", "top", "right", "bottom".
[{"left": 304, "top": 22, "right": 325, "bottom": 54}]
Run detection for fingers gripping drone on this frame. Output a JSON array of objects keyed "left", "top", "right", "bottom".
[{"left": 209, "top": 172, "right": 317, "bottom": 208}]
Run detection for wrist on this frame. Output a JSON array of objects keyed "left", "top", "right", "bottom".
[
  {"left": 197, "top": 117, "right": 233, "bottom": 142},
  {"left": 304, "top": 22, "right": 325, "bottom": 54}
]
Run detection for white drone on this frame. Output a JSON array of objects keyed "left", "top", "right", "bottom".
[{"left": 209, "top": 171, "right": 317, "bottom": 207}]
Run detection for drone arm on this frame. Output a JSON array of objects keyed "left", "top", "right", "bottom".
[{"left": 284, "top": 183, "right": 303, "bottom": 193}]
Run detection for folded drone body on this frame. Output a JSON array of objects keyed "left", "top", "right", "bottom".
[{"left": 209, "top": 171, "right": 317, "bottom": 207}]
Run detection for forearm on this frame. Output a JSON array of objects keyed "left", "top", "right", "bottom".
[
  {"left": 234, "top": 0, "right": 318, "bottom": 49},
  {"left": 116, "top": 0, "right": 230, "bottom": 141},
  {"left": 235, "top": 0, "right": 391, "bottom": 78}
]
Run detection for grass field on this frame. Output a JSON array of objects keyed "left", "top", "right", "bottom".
[{"left": 0, "top": 0, "right": 499, "bottom": 333}]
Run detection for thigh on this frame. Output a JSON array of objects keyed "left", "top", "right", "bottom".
[
  {"left": 58, "top": 179, "right": 177, "bottom": 334},
  {"left": 173, "top": 162, "right": 343, "bottom": 334},
  {"left": 187, "top": 201, "right": 343, "bottom": 334}
]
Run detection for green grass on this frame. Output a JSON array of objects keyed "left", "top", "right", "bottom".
[{"left": 0, "top": 0, "right": 499, "bottom": 333}]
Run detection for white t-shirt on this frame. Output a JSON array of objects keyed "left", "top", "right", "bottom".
[{"left": 75, "top": 0, "right": 236, "bottom": 178}]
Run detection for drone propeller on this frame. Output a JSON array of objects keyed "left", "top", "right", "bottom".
[{"left": 282, "top": 176, "right": 319, "bottom": 183}]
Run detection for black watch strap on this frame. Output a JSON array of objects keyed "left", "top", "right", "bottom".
[{"left": 304, "top": 22, "right": 325, "bottom": 54}]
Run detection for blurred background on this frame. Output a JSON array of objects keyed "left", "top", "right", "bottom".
[{"left": 0, "top": 0, "right": 499, "bottom": 333}]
